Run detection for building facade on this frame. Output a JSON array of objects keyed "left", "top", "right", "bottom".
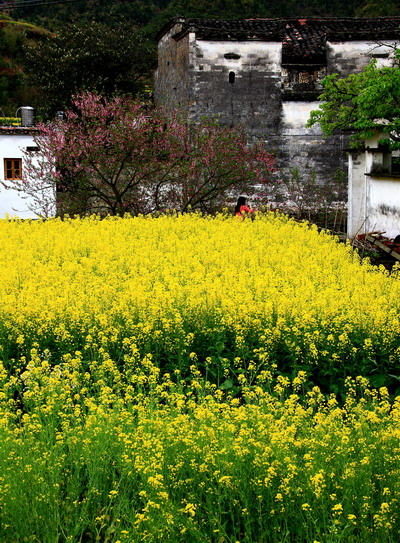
[
  {"left": 0, "top": 128, "right": 38, "bottom": 218},
  {"left": 155, "top": 17, "right": 400, "bottom": 184},
  {"left": 348, "top": 132, "right": 400, "bottom": 239},
  {"left": 0, "top": 127, "right": 56, "bottom": 219}
]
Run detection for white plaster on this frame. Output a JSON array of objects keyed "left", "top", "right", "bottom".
[
  {"left": 281, "top": 102, "right": 322, "bottom": 132},
  {"left": 0, "top": 133, "right": 55, "bottom": 219},
  {"left": 327, "top": 41, "right": 397, "bottom": 68},
  {"left": 366, "top": 179, "right": 400, "bottom": 237},
  {"left": 348, "top": 132, "right": 400, "bottom": 239},
  {"left": 194, "top": 40, "right": 282, "bottom": 72},
  {"left": 188, "top": 31, "right": 197, "bottom": 66},
  {"left": 348, "top": 152, "right": 367, "bottom": 238}
]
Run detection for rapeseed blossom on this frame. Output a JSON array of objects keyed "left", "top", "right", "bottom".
[
  {"left": 0, "top": 212, "right": 398, "bottom": 389},
  {"left": 0, "top": 213, "right": 399, "bottom": 541}
]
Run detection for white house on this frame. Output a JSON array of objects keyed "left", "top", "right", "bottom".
[
  {"left": 348, "top": 132, "right": 400, "bottom": 239},
  {"left": 0, "top": 126, "right": 56, "bottom": 219}
]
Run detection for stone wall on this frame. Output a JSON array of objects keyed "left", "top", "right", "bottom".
[
  {"left": 189, "top": 40, "right": 282, "bottom": 133},
  {"left": 155, "top": 20, "right": 398, "bottom": 187},
  {"left": 154, "top": 21, "right": 193, "bottom": 117}
]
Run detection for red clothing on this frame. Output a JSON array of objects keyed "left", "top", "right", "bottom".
[{"left": 236, "top": 205, "right": 253, "bottom": 218}]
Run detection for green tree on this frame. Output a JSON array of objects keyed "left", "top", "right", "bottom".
[
  {"left": 307, "top": 49, "right": 400, "bottom": 149},
  {"left": 10, "top": 0, "right": 166, "bottom": 29},
  {"left": 356, "top": 0, "right": 400, "bottom": 16},
  {"left": 23, "top": 20, "right": 155, "bottom": 119},
  {"left": 0, "top": 16, "right": 48, "bottom": 115}
]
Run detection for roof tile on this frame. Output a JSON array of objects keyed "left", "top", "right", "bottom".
[{"left": 168, "top": 17, "right": 400, "bottom": 63}]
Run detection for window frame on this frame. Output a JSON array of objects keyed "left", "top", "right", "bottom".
[{"left": 4, "top": 158, "right": 22, "bottom": 181}]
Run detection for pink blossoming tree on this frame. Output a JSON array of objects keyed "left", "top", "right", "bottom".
[{"left": 18, "top": 93, "right": 276, "bottom": 217}]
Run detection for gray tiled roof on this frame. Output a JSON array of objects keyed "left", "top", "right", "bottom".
[{"left": 164, "top": 17, "right": 400, "bottom": 63}]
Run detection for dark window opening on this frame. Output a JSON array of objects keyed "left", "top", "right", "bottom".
[
  {"left": 224, "top": 52, "right": 241, "bottom": 60},
  {"left": 392, "top": 156, "right": 400, "bottom": 174},
  {"left": 229, "top": 71, "right": 235, "bottom": 84},
  {"left": 371, "top": 53, "right": 389, "bottom": 59}
]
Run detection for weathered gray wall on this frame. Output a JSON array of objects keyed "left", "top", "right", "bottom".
[
  {"left": 155, "top": 28, "right": 396, "bottom": 185},
  {"left": 154, "top": 23, "right": 193, "bottom": 117},
  {"left": 189, "top": 40, "right": 282, "bottom": 137},
  {"left": 327, "top": 41, "right": 392, "bottom": 76}
]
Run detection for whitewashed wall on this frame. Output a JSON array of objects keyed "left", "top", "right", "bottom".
[
  {"left": 348, "top": 133, "right": 400, "bottom": 239},
  {"left": 367, "top": 178, "right": 400, "bottom": 237},
  {"left": 0, "top": 132, "right": 54, "bottom": 219},
  {"left": 327, "top": 41, "right": 397, "bottom": 73},
  {"left": 281, "top": 102, "right": 320, "bottom": 131},
  {"left": 192, "top": 40, "right": 282, "bottom": 71},
  {"left": 348, "top": 151, "right": 367, "bottom": 238}
]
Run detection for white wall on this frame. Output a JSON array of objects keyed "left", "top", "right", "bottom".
[
  {"left": 348, "top": 151, "right": 367, "bottom": 238},
  {"left": 348, "top": 133, "right": 400, "bottom": 239},
  {"left": 0, "top": 132, "right": 51, "bottom": 219},
  {"left": 193, "top": 40, "right": 282, "bottom": 72},
  {"left": 327, "top": 41, "right": 397, "bottom": 72},
  {"left": 281, "top": 101, "right": 321, "bottom": 132},
  {"left": 367, "top": 178, "right": 400, "bottom": 237}
]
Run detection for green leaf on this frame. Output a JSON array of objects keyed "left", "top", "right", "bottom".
[{"left": 368, "top": 374, "right": 388, "bottom": 388}]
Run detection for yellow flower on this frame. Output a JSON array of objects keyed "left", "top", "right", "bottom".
[{"left": 182, "top": 503, "right": 196, "bottom": 517}]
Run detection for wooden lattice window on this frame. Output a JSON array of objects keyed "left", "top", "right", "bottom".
[
  {"left": 298, "top": 72, "right": 310, "bottom": 83},
  {"left": 4, "top": 158, "right": 22, "bottom": 180}
]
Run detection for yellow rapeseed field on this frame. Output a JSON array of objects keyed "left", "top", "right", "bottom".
[
  {"left": 0, "top": 212, "right": 399, "bottom": 385},
  {"left": 0, "top": 212, "right": 399, "bottom": 542}
]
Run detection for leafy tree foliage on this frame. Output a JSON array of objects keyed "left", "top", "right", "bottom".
[
  {"left": 0, "top": 16, "right": 48, "bottom": 114},
  {"left": 158, "top": 0, "right": 365, "bottom": 20},
  {"left": 23, "top": 21, "right": 155, "bottom": 119},
  {"left": 307, "top": 50, "right": 400, "bottom": 149},
  {"left": 355, "top": 0, "right": 400, "bottom": 16},
  {"left": 7, "top": 0, "right": 400, "bottom": 37},
  {"left": 17, "top": 93, "right": 275, "bottom": 217},
  {"left": 9, "top": 0, "right": 167, "bottom": 29}
]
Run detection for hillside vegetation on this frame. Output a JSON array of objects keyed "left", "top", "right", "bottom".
[{"left": 5, "top": 0, "right": 400, "bottom": 31}]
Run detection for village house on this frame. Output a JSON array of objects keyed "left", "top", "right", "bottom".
[
  {"left": 154, "top": 17, "right": 400, "bottom": 186},
  {"left": 0, "top": 107, "right": 42, "bottom": 218},
  {"left": 0, "top": 124, "right": 40, "bottom": 219},
  {"left": 348, "top": 132, "right": 400, "bottom": 239},
  {"left": 0, "top": 105, "right": 57, "bottom": 218}
]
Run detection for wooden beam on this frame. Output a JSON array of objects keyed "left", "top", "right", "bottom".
[{"left": 365, "top": 234, "right": 400, "bottom": 262}]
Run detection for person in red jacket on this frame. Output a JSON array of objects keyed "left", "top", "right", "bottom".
[{"left": 235, "top": 196, "right": 253, "bottom": 219}]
